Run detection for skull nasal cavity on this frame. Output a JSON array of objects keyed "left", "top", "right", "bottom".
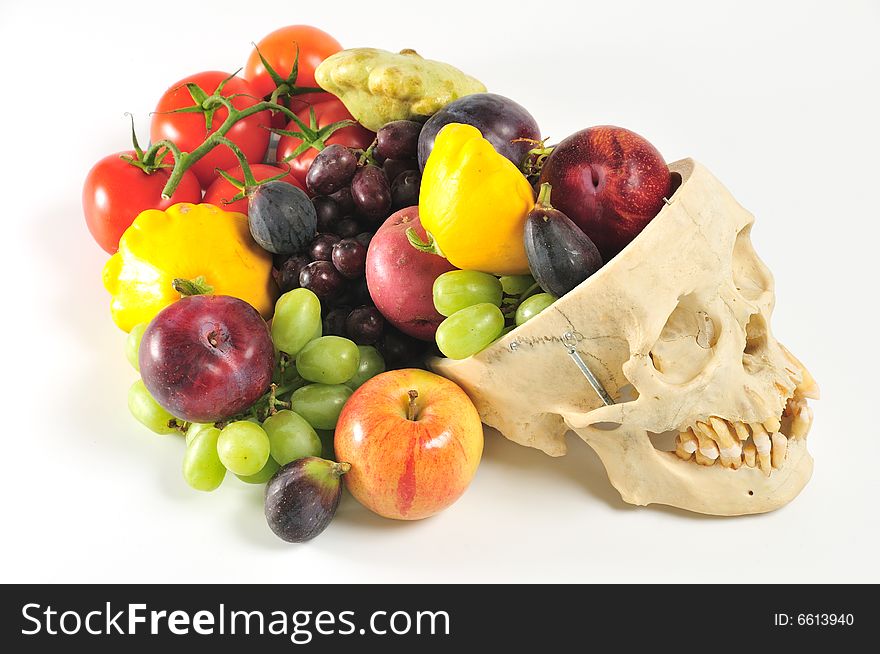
[{"left": 743, "top": 313, "right": 768, "bottom": 357}]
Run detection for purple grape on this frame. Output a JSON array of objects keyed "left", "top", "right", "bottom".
[
  {"left": 299, "top": 261, "right": 345, "bottom": 300},
  {"left": 272, "top": 252, "right": 288, "bottom": 269},
  {"left": 351, "top": 165, "right": 392, "bottom": 220},
  {"left": 351, "top": 277, "right": 372, "bottom": 305},
  {"left": 312, "top": 196, "right": 342, "bottom": 233},
  {"left": 382, "top": 158, "right": 418, "bottom": 183},
  {"left": 330, "top": 187, "right": 355, "bottom": 215},
  {"left": 309, "top": 233, "right": 341, "bottom": 262},
  {"left": 379, "top": 326, "right": 429, "bottom": 368},
  {"left": 391, "top": 170, "right": 421, "bottom": 209},
  {"left": 322, "top": 307, "right": 350, "bottom": 337},
  {"left": 355, "top": 232, "right": 373, "bottom": 247},
  {"left": 306, "top": 144, "right": 358, "bottom": 195},
  {"left": 345, "top": 306, "right": 385, "bottom": 345},
  {"left": 376, "top": 120, "right": 422, "bottom": 160},
  {"left": 277, "top": 254, "right": 310, "bottom": 293},
  {"left": 331, "top": 238, "right": 367, "bottom": 279},
  {"left": 336, "top": 218, "right": 361, "bottom": 239}
]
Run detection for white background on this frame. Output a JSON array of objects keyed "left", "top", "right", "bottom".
[{"left": 1, "top": 0, "right": 877, "bottom": 583}]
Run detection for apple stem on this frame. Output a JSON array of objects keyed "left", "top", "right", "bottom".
[
  {"left": 407, "top": 389, "right": 419, "bottom": 421},
  {"left": 536, "top": 182, "right": 553, "bottom": 209}
]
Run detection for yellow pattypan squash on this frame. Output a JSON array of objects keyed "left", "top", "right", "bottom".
[
  {"left": 417, "top": 123, "right": 534, "bottom": 275},
  {"left": 102, "top": 203, "right": 277, "bottom": 332}
]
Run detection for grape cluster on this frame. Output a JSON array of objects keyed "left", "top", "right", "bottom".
[
  {"left": 273, "top": 120, "right": 426, "bottom": 367},
  {"left": 127, "top": 286, "right": 389, "bottom": 495},
  {"left": 432, "top": 271, "right": 557, "bottom": 359}
]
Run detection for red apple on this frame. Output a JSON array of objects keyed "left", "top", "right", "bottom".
[
  {"left": 539, "top": 126, "right": 670, "bottom": 260},
  {"left": 139, "top": 295, "right": 275, "bottom": 423},
  {"left": 365, "top": 207, "right": 457, "bottom": 341},
  {"left": 335, "top": 369, "right": 483, "bottom": 520}
]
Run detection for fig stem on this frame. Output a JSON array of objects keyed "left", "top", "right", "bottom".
[
  {"left": 406, "top": 389, "right": 419, "bottom": 421},
  {"left": 332, "top": 462, "right": 352, "bottom": 477},
  {"left": 536, "top": 182, "right": 553, "bottom": 209}
]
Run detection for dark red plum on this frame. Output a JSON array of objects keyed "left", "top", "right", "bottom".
[
  {"left": 539, "top": 126, "right": 670, "bottom": 261},
  {"left": 417, "top": 93, "right": 541, "bottom": 170},
  {"left": 139, "top": 295, "right": 275, "bottom": 423}
]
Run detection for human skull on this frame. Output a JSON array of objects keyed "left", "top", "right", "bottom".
[{"left": 430, "top": 159, "right": 818, "bottom": 516}]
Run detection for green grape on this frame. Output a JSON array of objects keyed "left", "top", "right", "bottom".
[
  {"left": 345, "top": 346, "right": 386, "bottom": 390},
  {"left": 315, "top": 429, "right": 336, "bottom": 460},
  {"left": 432, "top": 270, "right": 503, "bottom": 317},
  {"left": 125, "top": 323, "right": 148, "bottom": 371},
  {"left": 435, "top": 303, "right": 505, "bottom": 360},
  {"left": 499, "top": 274, "right": 536, "bottom": 296},
  {"left": 271, "top": 288, "right": 322, "bottom": 357},
  {"left": 185, "top": 422, "right": 215, "bottom": 446},
  {"left": 515, "top": 293, "right": 557, "bottom": 326},
  {"left": 236, "top": 456, "right": 279, "bottom": 484},
  {"left": 296, "top": 336, "right": 360, "bottom": 384},
  {"left": 290, "top": 384, "right": 353, "bottom": 430},
  {"left": 263, "top": 410, "right": 322, "bottom": 465},
  {"left": 183, "top": 427, "right": 225, "bottom": 491},
  {"left": 128, "top": 380, "right": 179, "bottom": 435},
  {"left": 217, "top": 421, "right": 271, "bottom": 476}
]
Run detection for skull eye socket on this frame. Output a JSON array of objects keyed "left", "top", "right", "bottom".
[
  {"left": 732, "top": 223, "right": 772, "bottom": 302},
  {"left": 648, "top": 293, "right": 719, "bottom": 384}
]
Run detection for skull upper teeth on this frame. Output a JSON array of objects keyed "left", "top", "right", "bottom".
[{"left": 672, "top": 409, "right": 811, "bottom": 476}]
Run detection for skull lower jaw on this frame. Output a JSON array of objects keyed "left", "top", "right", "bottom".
[{"left": 564, "top": 400, "right": 814, "bottom": 516}]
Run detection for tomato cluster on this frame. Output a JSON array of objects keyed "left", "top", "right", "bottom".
[{"left": 82, "top": 25, "right": 373, "bottom": 255}]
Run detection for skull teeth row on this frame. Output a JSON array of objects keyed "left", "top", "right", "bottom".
[{"left": 674, "top": 401, "right": 813, "bottom": 476}]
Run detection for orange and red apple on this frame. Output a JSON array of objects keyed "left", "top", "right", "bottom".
[{"left": 334, "top": 369, "right": 483, "bottom": 520}]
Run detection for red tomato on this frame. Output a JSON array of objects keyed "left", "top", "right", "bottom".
[
  {"left": 83, "top": 151, "right": 202, "bottom": 254},
  {"left": 203, "top": 164, "right": 304, "bottom": 214},
  {"left": 276, "top": 98, "right": 375, "bottom": 188},
  {"left": 150, "top": 72, "right": 271, "bottom": 188},
  {"left": 245, "top": 25, "right": 341, "bottom": 106}
]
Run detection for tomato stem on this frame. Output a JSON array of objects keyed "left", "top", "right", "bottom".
[{"left": 158, "top": 96, "right": 302, "bottom": 199}]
